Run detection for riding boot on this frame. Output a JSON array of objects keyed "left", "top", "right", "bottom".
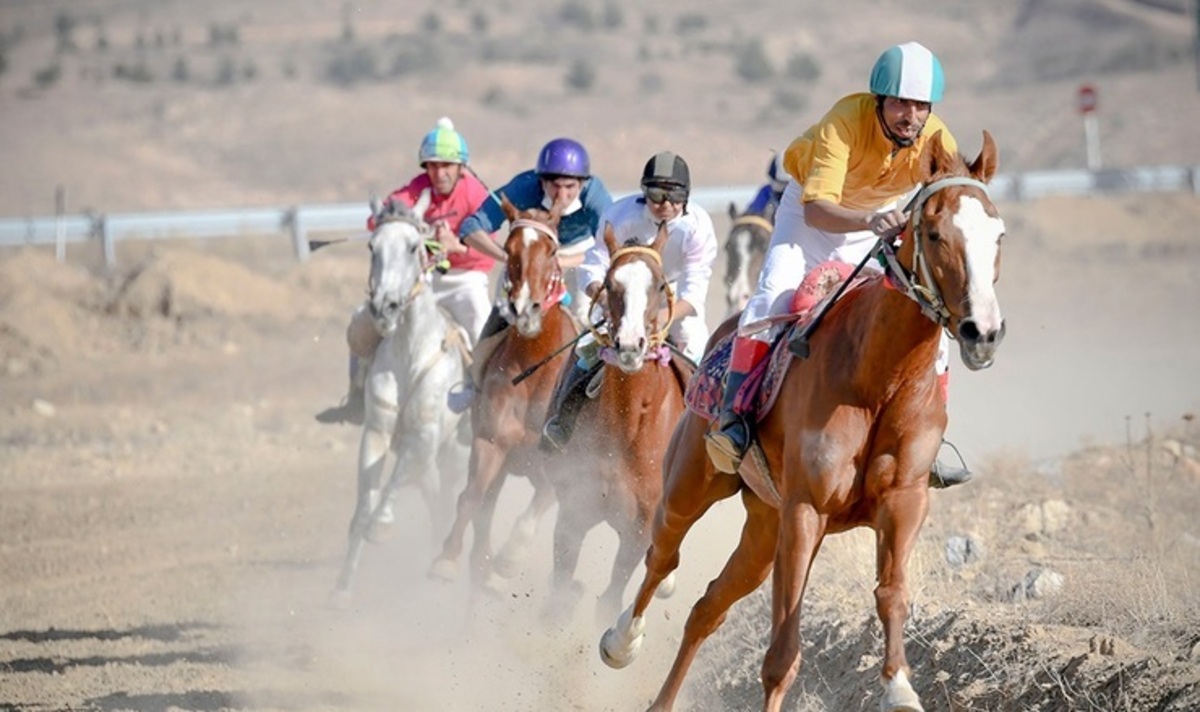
[
  {"left": 448, "top": 307, "right": 508, "bottom": 414},
  {"left": 704, "top": 336, "right": 770, "bottom": 474},
  {"left": 539, "top": 358, "right": 599, "bottom": 452},
  {"left": 316, "top": 354, "right": 367, "bottom": 426},
  {"left": 930, "top": 438, "right": 973, "bottom": 489}
]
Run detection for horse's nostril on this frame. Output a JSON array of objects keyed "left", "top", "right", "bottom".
[{"left": 959, "top": 319, "right": 981, "bottom": 342}]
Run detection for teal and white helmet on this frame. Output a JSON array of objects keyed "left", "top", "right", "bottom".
[
  {"left": 418, "top": 117, "right": 470, "bottom": 166},
  {"left": 869, "top": 42, "right": 944, "bottom": 103}
]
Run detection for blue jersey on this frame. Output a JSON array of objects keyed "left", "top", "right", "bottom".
[
  {"left": 458, "top": 169, "right": 613, "bottom": 252},
  {"left": 745, "top": 184, "right": 781, "bottom": 218}
]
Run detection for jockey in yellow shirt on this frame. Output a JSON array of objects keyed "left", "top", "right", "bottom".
[{"left": 705, "top": 41, "right": 972, "bottom": 488}]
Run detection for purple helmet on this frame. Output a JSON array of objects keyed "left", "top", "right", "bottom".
[{"left": 536, "top": 138, "right": 590, "bottom": 178}]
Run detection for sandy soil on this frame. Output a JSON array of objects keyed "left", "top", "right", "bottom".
[{"left": 1, "top": 192, "right": 1198, "bottom": 711}]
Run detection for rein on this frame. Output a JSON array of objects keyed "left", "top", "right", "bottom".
[
  {"left": 588, "top": 244, "right": 676, "bottom": 353},
  {"left": 788, "top": 175, "right": 989, "bottom": 358}
]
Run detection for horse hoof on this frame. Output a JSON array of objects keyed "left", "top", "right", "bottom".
[
  {"left": 654, "top": 572, "right": 677, "bottom": 599},
  {"left": 598, "top": 625, "right": 643, "bottom": 669},
  {"left": 428, "top": 557, "right": 458, "bottom": 583},
  {"left": 881, "top": 673, "right": 924, "bottom": 712},
  {"left": 327, "top": 588, "right": 352, "bottom": 611},
  {"left": 492, "top": 551, "right": 523, "bottom": 579},
  {"left": 365, "top": 518, "right": 395, "bottom": 544}
]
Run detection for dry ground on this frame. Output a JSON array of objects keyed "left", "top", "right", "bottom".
[{"left": 1, "top": 192, "right": 1199, "bottom": 711}]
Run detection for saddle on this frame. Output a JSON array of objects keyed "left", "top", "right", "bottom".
[{"left": 686, "top": 262, "right": 874, "bottom": 423}]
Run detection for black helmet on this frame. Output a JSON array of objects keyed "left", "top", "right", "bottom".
[{"left": 640, "top": 151, "right": 690, "bottom": 191}]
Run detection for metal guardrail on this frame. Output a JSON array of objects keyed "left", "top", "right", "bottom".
[{"left": 2, "top": 165, "right": 1197, "bottom": 266}]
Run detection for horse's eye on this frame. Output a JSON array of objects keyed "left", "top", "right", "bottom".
[{"left": 926, "top": 229, "right": 940, "bottom": 242}]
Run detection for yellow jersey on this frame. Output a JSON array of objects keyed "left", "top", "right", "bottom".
[{"left": 781, "top": 93, "right": 958, "bottom": 211}]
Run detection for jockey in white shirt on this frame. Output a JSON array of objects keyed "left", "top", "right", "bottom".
[{"left": 540, "top": 151, "right": 718, "bottom": 451}]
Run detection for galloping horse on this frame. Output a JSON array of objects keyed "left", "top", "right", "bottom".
[
  {"left": 430, "top": 195, "right": 580, "bottom": 589},
  {"left": 545, "top": 221, "right": 692, "bottom": 623},
  {"left": 331, "top": 192, "right": 469, "bottom": 605},
  {"left": 723, "top": 202, "right": 774, "bottom": 317},
  {"left": 600, "top": 132, "right": 1006, "bottom": 712}
]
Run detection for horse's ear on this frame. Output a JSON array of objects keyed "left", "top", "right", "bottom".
[
  {"left": 413, "top": 188, "right": 433, "bottom": 222},
  {"left": 370, "top": 196, "right": 382, "bottom": 219},
  {"left": 546, "top": 198, "right": 564, "bottom": 227},
  {"left": 651, "top": 220, "right": 669, "bottom": 254},
  {"left": 969, "top": 130, "right": 999, "bottom": 184},
  {"left": 499, "top": 192, "right": 517, "bottom": 222},
  {"left": 603, "top": 222, "right": 619, "bottom": 256},
  {"left": 918, "top": 130, "right": 955, "bottom": 182},
  {"left": 728, "top": 202, "right": 738, "bottom": 220}
]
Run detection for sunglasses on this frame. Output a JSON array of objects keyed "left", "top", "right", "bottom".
[{"left": 643, "top": 185, "right": 688, "bottom": 205}]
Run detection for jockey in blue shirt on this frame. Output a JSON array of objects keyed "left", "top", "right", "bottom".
[
  {"left": 443, "top": 137, "right": 613, "bottom": 412},
  {"left": 742, "top": 153, "right": 787, "bottom": 221}
]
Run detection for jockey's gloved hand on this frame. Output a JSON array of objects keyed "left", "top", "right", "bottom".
[{"left": 424, "top": 239, "right": 452, "bottom": 274}]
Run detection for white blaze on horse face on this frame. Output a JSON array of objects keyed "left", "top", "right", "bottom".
[
  {"left": 952, "top": 195, "right": 1006, "bottom": 334},
  {"left": 508, "top": 226, "right": 541, "bottom": 318},
  {"left": 368, "top": 223, "right": 418, "bottom": 331},
  {"left": 612, "top": 261, "right": 653, "bottom": 353}
]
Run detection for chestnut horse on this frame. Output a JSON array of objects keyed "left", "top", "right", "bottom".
[
  {"left": 723, "top": 202, "right": 774, "bottom": 318},
  {"left": 545, "top": 221, "right": 691, "bottom": 623},
  {"left": 600, "top": 132, "right": 1006, "bottom": 712},
  {"left": 430, "top": 196, "right": 579, "bottom": 589}
]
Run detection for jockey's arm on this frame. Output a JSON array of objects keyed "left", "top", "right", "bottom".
[
  {"left": 803, "top": 198, "right": 905, "bottom": 237},
  {"left": 662, "top": 299, "right": 697, "bottom": 325},
  {"left": 459, "top": 229, "right": 507, "bottom": 261},
  {"left": 556, "top": 251, "right": 587, "bottom": 269}
]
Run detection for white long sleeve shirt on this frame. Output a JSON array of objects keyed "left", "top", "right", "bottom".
[{"left": 579, "top": 195, "right": 718, "bottom": 318}]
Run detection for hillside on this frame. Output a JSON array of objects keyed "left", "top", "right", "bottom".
[{"left": 1, "top": 0, "right": 1197, "bottom": 216}]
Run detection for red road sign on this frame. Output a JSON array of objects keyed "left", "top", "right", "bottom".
[{"left": 1078, "top": 84, "right": 1098, "bottom": 114}]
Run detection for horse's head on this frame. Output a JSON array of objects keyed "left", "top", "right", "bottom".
[
  {"left": 498, "top": 193, "right": 564, "bottom": 337},
  {"left": 724, "top": 202, "right": 773, "bottom": 313},
  {"left": 597, "top": 220, "right": 674, "bottom": 374},
  {"left": 365, "top": 189, "right": 435, "bottom": 336},
  {"left": 899, "top": 130, "right": 1006, "bottom": 370}
]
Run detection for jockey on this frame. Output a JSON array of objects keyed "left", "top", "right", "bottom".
[
  {"left": 706, "top": 41, "right": 973, "bottom": 488},
  {"left": 540, "top": 151, "right": 718, "bottom": 451},
  {"left": 316, "top": 116, "right": 496, "bottom": 426},
  {"left": 742, "top": 152, "right": 787, "bottom": 222},
  {"left": 443, "top": 137, "right": 614, "bottom": 413}
]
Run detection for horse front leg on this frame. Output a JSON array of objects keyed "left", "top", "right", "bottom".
[
  {"left": 430, "top": 436, "right": 507, "bottom": 583},
  {"left": 761, "top": 501, "right": 826, "bottom": 712},
  {"left": 645, "top": 492, "right": 778, "bottom": 712},
  {"left": 544, "top": 488, "right": 599, "bottom": 626},
  {"left": 494, "top": 458, "right": 556, "bottom": 578},
  {"left": 330, "top": 420, "right": 392, "bottom": 605},
  {"left": 600, "top": 415, "right": 742, "bottom": 670},
  {"left": 372, "top": 424, "right": 437, "bottom": 544},
  {"left": 875, "top": 485, "right": 930, "bottom": 712}
]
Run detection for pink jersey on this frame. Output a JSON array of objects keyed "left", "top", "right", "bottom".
[{"left": 368, "top": 172, "right": 496, "bottom": 273}]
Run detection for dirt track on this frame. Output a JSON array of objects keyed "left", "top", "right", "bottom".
[{"left": 2, "top": 194, "right": 1199, "bottom": 710}]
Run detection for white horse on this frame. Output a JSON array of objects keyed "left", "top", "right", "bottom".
[{"left": 331, "top": 191, "right": 469, "bottom": 606}]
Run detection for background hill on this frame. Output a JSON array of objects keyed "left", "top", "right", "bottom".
[{"left": 1, "top": 0, "right": 1198, "bottom": 216}]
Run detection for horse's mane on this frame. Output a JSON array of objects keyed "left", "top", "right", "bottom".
[{"left": 371, "top": 199, "right": 426, "bottom": 229}]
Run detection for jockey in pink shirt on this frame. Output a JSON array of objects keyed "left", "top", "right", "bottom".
[{"left": 317, "top": 117, "right": 498, "bottom": 426}]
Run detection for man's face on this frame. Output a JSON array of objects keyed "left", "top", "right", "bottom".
[
  {"left": 642, "top": 183, "right": 686, "bottom": 221},
  {"left": 540, "top": 176, "right": 584, "bottom": 209},
  {"left": 879, "top": 96, "right": 932, "bottom": 145},
  {"left": 424, "top": 161, "right": 462, "bottom": 196}
]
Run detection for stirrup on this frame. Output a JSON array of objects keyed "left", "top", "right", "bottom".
[
  {"left": 930, "top": 440, "right": 973, "bottom": 489},
  {"left": 447, "top": 381, "right": 475, "bottom": 415},
  {"left": 539, "top": 417, "right": 568, "bottom": 453}
]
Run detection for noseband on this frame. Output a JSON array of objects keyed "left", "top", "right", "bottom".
[{"left": 877, "top": 176, "right": 991, "bottom": 328}]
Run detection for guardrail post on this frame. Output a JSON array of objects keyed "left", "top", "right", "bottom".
[
  {"left": 287, "top": 207, "right": 310, "bottom": 262},
  {"left": 1012, "top": 173, "right": 1025, "bottom": 202},
  {"left": 1190, "top": 166, "right": 1200, "bottom": 197},
  {"left": 97, "top": 215, "right": 115, "bottom": 268}
]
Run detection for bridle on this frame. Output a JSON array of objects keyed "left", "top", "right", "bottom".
[
  {"left": 588, "top": 245, "right": 676, "bottom": 352},
  {"left": 504, "top": 217, "right": 566, "bottom": 311},
  {"left": 876, "top": 176, "right": 990, "bottom": 328},
  {"left": 367, "top": 211, "right": 440, "bottom": 319}
]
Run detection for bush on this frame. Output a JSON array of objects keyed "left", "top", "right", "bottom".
[
  {"left": 734, "top": 40, "right": 773, "bottom": 83},
  {"left": 785, "top": 51, "right": 821, "bottom": 83},
  {"left": 675, "top": 13, "right": 708, "bottom": 35},
  {"left": 565, "top": 58, "right": 596, "bottom": 92},
  {"left": 34, "top": 62, "right": 62, "bottom": 88},
  {"left": 560, "top": 0, "right": 596, "bottom": 32}
]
